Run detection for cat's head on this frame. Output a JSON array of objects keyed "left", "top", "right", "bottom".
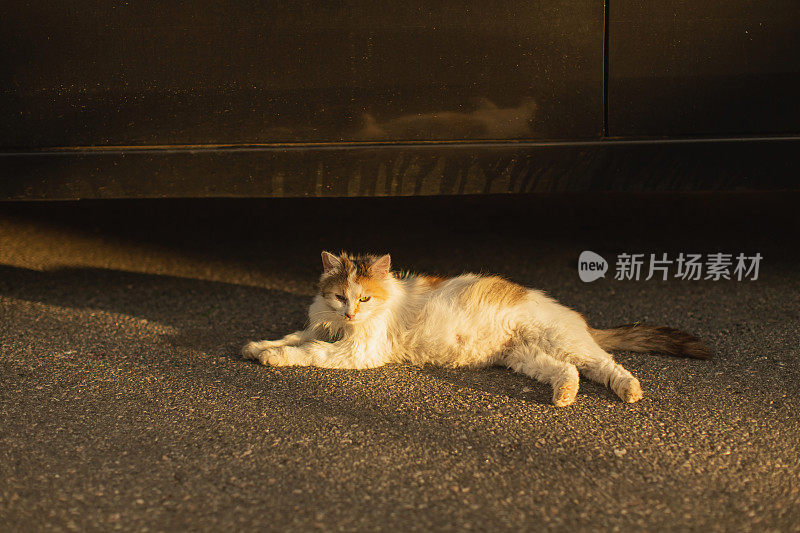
[{"left": 317, "top": 251, "right": 393, "bottom": 324}]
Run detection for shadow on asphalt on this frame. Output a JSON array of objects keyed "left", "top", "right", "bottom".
[
  {"left": 0, "top": 264, "right": 310, "bottom": 359},
  {"left": 420, "top": 365, "right": 620, "bottom": 406}
]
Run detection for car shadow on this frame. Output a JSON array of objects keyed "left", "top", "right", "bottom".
[{"left": 0, "top": 264, "right": 310, "bottom": 359}]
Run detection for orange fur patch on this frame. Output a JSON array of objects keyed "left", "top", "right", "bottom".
[
  {"left": 459, "top": 276, "right": 528, "bottom": 307},
  {"left": 357, "top": 276, "right": 390, "bottom": 301},
  {"left": 420, "top": 275, "right": 448, "bottom": 288}
]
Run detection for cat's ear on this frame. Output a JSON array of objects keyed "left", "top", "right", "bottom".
[
  {"left": 369, "top": 254, "right": 391, "bottom": 278},
  {"left": 321, "top": 251, "right": 341, "bottom": 273}
]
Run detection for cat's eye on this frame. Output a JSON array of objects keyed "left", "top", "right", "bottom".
[
  {"left": 359, "top": 296, "right": 371, "bottom": 302},
  {"left": 335, "top": 294, "right": 346, "bottom": 302}
]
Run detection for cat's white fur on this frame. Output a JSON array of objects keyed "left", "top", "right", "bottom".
[{"left": 243, "top": 252, "right": 643, "bottom": 406}]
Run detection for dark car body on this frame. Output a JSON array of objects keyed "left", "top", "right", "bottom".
[{"left": 1, "top": 1, "right": 798, "bottom": 199}]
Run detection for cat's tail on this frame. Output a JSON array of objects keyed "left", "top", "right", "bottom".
[{"left": 589, "top": 324, "right": 712, "bottom": 359}]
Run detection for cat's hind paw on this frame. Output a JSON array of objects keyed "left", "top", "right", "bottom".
[
  {"left": 552, "top": 378, "right": 579, "bottom": 407},
  {"left": 616, "top": 377, "right": 643, "bottom": 403}
]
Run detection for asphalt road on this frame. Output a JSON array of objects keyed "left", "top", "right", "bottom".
[{"left": 1, "top": 193, "right": 799, "bottom": 531}]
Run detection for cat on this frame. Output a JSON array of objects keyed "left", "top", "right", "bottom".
[{"left": 242, "top": 252, "right": 710, "bottom": 406}]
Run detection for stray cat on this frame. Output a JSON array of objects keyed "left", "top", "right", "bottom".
[{"left": 243, "top": 252, "right": 710, "bottom": 406}]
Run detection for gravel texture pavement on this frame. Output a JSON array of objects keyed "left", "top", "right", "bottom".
[{"left": 1, "top": 193, "right": 798, "bottom": 531}]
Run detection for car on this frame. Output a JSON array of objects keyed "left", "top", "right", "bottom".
[{"left": 1, "top": 1, "right": 798, "bottom": 199}]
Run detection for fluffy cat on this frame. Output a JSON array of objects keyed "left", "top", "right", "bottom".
[{"left": 243, "top": 252, "right": 710, "bottom": 406}]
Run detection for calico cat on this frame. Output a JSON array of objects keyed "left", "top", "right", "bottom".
[{"left": 243, "top": 252, "right": 710, "bottom": 406}]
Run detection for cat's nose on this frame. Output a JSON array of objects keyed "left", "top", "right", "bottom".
[{"left": 345, "top": 312, "right": 355, "bottom": 320}]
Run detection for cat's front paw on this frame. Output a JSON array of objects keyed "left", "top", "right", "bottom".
[
  {"left": 242, "top": 341, "right": 264, "bottom": 360},
  {"left": 242, "top": 341, "right": 282, "bottom": 364},
  {"left": 242, "top": 343, "right": 300, "bottom": 366}
]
